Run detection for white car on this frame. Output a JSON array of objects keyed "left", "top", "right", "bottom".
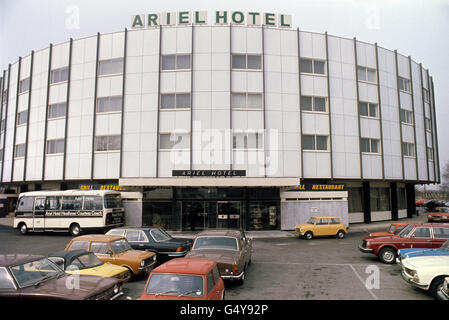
[{"left": 401, "top": 255, "right": 449, "bottom": 298}]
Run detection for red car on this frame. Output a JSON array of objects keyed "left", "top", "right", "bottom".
[
  {"left": 427, "top": 207, "right": 449, "bottom": 222},
  {"left": 139, "top": 258, "right": 225, "bottom": 300},
  {"left": 359, "top": 223, "right": 449, "bottom": 264},
  {"left": 369, "top": 222, "right": 410, "bottom": 237}
]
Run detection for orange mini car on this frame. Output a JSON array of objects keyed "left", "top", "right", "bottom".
[
  {"left": 139, "top": 258, "right": 225, "bottom": 300},
  {"left": 369, "top": 222, "right": 410, "bottom": 237}
]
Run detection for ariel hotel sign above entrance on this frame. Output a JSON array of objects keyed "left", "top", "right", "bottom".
[{"left": 131, "top": 11, "right": 292, "bottom": 28}]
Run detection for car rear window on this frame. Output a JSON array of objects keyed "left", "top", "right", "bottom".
[
  {"left": 146, "top": 274, "right": 204, "bottom": 297},
  {"left": 68, "top": 241, "right": 89, "bottom": 251},
  {"left": 433, "top": 227, "right": 449, "bottom": 239},
  {"left": 193, "top": 237, "right": 238, "bottom": 250}
]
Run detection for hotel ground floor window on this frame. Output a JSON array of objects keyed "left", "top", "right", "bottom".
[
  {"left": 248, "top": 201, "right": 278, "bottom": 230},
  {"left": 142, "top": 201, "right": 181, "bottom": 231},
  {"left": 370, "top": 187, "right": 391, "bottom": 211},
  {"left": 348, "top": 187, "right": 363, "bottom": 213},
  {"left": 398, "top": 188, "right": 407, "bottom": 210}
]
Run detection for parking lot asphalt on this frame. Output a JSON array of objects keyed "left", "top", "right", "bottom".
[{"left": 0, "top": 214, "right": 433, "bottom": 300}]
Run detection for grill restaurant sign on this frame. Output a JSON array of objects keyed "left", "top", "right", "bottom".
[{"left": 131, "top": 11, "right": 292, "bottom": 29}]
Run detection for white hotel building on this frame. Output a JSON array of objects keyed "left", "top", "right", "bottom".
[{"left": 0, "top": 22, "right": 440, "bottom": 231}]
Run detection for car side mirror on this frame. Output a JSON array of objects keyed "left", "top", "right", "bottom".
[{"left": 107, "top": 250, "right": 113, "bottom": 256}]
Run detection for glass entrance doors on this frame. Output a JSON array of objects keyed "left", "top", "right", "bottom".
[
  {"left": 181, "top": 201, "right": 241, "bottom": 231},
  {"left": 217, "top": 201, "right": 241, "bottom": 229}
]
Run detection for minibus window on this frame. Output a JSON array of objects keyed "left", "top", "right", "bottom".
[
  {"left": 17, "top": 197, "right": 34, "bottom": 211},
  {"left": 84, "top": 196, "right": 102, "bottom": 210}
]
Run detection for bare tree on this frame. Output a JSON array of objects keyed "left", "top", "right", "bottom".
[{"left": 441, "top": 161, "right": 449, "bottom": 192}]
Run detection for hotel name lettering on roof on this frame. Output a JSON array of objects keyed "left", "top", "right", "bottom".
[{"left": 131, "top": 11, "right": 292, "bottom": 29}]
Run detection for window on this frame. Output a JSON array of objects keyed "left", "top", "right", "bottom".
[
  {"left": 161, "top": 54, "right": 191, "bottom": 70},
  {"left": 61, "top": 196, "right": 83, "bottom": 210},
  {"left": 317, "top": 218, "right": 329, "bottom": 225},
  {"left": 301, "top": 96, "right": 327, "bottom": 112},
  {"left": 330, "top": 218, "right": 340, "bottom": 225},
  {"left": 34, "top": 198, "right": 45, "bottom": 210},
  {"left": 48, "top": 102, "right": 67, "bottom": 119},
  {"left": 398, "top": 188, "right": 406, "bottom": 209},
  {"left": 427, "top": 147, "right": 434, "bottom": 161},
  {"left": 97, "top": 96, "right": 122, "bottom": 113},
  {"left": 398, "top": 77, "right": 410, "bottom": 92},
  {"left": 423, "top": 88, "right": 430, "bottom": 102},
  {"left": 83, "top": 196, "right": 103, "bottom": 210},
  {"left": 357, "top": 66, "right": 377, "bottom": 83},
  {"left": 50, "top": 67, "right": 69, "bottom": 84},
  {"left": 213, "top": 265, "right": 220, "bottom": 286},
  {"left": 232, "top": 132, "right": 264, "bottom": 150},
  {"left": 0, "top": 119, "right": 5, "bottom": 131},
  {"left": 206, "top": 271, "right": 215, "bottom": 296},
  {"left": 68, "top": 241, "right": 89, "bottom": 251},
  {"left": 90, "top": 242, "right": 110, "bottom": 254},
  {"left": 302, "top": 135, "right": 328, "bottom": 151},
  {"left": 19, "top": 78, "right": 30, "bottom": 93},
  {"left": 432, "top": 227, "right": 449, "bottom": 239},
  {"left": 108, "top": 229, "right": 125, "bottom": 237},
  {"left": 412, "top": 227, "right": 431, "bottom": 238},
  {"left": 0, "top": 268, "right": 16, "bottom": 290},
  {"left": 46, "top": 139, "right": 64, "bottom": 154},
  {"left": 231, "top": 93, "right": 263, "bottom": 109},
  {"left": 299, "top": 58, "right": 326, "bottom": 75},
  {"left": 425, "top": 117, "right": 432, "bottom": 132},
  {"left": 17, "top": 197, "right": 35, "bottom": 210},
  {"left": 231, "top": 54, "right": 262, "bottom": 70},
  {"left": 16, "top": 110, "right": 28, "bottom": 126},
  {"left": 361, "top": 138, "right": 380, "bottom": 154},
  {"left": 160, "top": 93, "right": 191, "bottom": 109},
  {"left": 98, "top": 58, "right": 123, "bottom": 76},
  {"left": 402, "top": 142, "right": 415, "bottom": 157},
  {"left": 400, "top": 109, "right": 413, "bottom": 125},
  {"left": 159, "top": 133, "right": 190, "bottom": 150},
  {"left": 125, "top": 230, "right": 141, "bottom": 242},
  {"left": 95, "top": 135, "right": 121, "bottom": 151},
  {"left": 46, "top": 196, "right": 61, "bottom": 210},
  {"left": 370, "top": 188, "right": 390, "bottom": 211},
  {"left": 359, "top": 102, "right": 378, "bottom": 118},
  {"left": 14, "top": 144, "right": 26, "bottom": 158}
]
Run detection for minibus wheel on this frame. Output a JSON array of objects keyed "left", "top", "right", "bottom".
[
  {"left": 69, "top": 223, "right": 81, "bottom": 236},
  {"left": 19, "top": 223, "right": 28, "bottom": 235}
]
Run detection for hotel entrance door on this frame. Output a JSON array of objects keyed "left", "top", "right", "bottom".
[{"left": 217, "top": 201, "right": 241, "bottom": 229}]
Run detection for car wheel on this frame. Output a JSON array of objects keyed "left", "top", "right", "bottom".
[
  {"left": 19, "top": 223, "right": 28, "bottom": 235},
  {"left": 379, "top": 247, "right": 397, "bottom": 264},
  {"left": 429, "top": 277, "right": 445, "bottom": 298},
  {"left": 337, "top": 230, "right": 345, "bottom": 239},
  {"left": 69, "top": 223, "right": 81, "bottom": 236},
  {"left": 304, "top": 231, "right": 313, "bottom": 240}
]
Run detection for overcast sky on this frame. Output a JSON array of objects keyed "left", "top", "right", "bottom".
[{"left": 0, "top": 0, "right": 448, "bottom": 186}]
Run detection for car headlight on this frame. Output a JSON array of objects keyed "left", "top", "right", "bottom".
[
  {"left": 365, "top": 241, "right": 370, "bottom": 248},
  {"left": 153, "top": 255, "right": 156, "bottom": 261},
  {"left": 141, "top": 260, "right": 145, "bottom": 267}
]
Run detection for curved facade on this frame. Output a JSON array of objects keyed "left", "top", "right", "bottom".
[{"left": 0, "top": 25, "right": 440, "bottom": 229}]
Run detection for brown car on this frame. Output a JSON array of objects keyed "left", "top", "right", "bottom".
[
  {"left": 185, "top": 229, "right": 252, "bottom": 285},
  {"left": 0, "top": 254, "right": 123, "bottom": 300},
  {"left": 65, "top": 235, "right": 157, "bottom": 277}
]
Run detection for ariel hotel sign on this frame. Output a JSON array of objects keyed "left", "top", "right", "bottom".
[{"left": 131, "top": 11, "right": 292, "bottom": 28}]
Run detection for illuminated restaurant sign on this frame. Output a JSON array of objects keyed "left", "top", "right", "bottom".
[
  {"left": 79, "top": 184, "right": 127, "bottom": 191},
  {"left": 296, "top": 184, "right": 347, "bottom": 191},
  {"left": 131, "top": 11, "right": 292, "bottom": 28}
]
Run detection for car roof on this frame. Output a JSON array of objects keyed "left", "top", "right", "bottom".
[
  {"left": 48, "top": 249, "right": 93, "bottom": 267},
  {"left": 70, "top": 234, "right": 124, "bottom": 242},
  {"left": 108, "top": 227, "right": 158, "bottom": 232},
  {"left": 152, "top": 258, "right": 216, "bottom": 275},
  {"left": 310, "top": 216, "right": 341, "bottom": 219},
  {"left": 194, "top": 229, "right": 243, "bottom": 238},
  {"left": 0, "top": 254, "right": 45, "bottom": 267}
]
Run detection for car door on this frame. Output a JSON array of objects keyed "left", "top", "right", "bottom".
[
  {"left": 314, "top": 218, "right": 329, "bottom": 236},
  {"left": 240, "top": 233, "right": 250, "bottom": 266},
  {"left": 212, "top": 265, "right": 224, "bottom": 300},
  {"left": 409, "top": 227, "right": 433, "bottom": 248},
  {"left": 329, "top": 218, "right": 340, "bottom": 235},
  {"left": 90, "top": 241, "right": 113, "bottom": 264},
  {"left": 125, "top": 230, "right": 144, "bottom": 250}
]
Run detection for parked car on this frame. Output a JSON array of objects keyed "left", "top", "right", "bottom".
[
  {"left": 106, "top": 227, "right": 193, "bottom": 262},
  {"left": 369, "top": 222, "right": 410, "bottom": 237},
  {"left": 397, "top": 239, "right": 449, "bottom": 263},
  {"left": 401, "top": 255, "right": 449, "bottom": 298},
  {"left": 438, "top": 277, "right": 449, "bottom": 300},
  {"left": 295, "top": 216, "right": 347, "bottom": 240},
  {"left": 48, "top": 249, "right": 131, "bottom": 284},
  {"left": 359, "top": 223, "right": 449, "bottom": 264},
  {"left": 0, "top": 254, "right": 123, "bottom": 300},
  {"left": 427, "top": 207, "right": 449, "bottom": 222},
  {"left": 139, "top": 258, "right": 225, "bottom": 300},
  {"left": 65, "top": 235, "right": 157, "bottom": 278},
  {"left": 185, "top": 229, "right": 252, "bottom": 285}
]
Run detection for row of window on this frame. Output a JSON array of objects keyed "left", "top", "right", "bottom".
[{"left": 18, "top": 195, "right": 103, "bottom": 211}]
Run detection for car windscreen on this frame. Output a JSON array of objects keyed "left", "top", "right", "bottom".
[
  {"left": 9, "top": 258, "right": 63, "bottom": 288},
  {"left": 104, "top": 194, "right": 123, "bottom": 209},
  {"left": 388, "top": 225, "right": 396, "bottom": 233},
  {"left": 306, "top": 218, "right": 316, "bottom": 225},
  {"left": 146, "top": 274, "right": 204, "bottom": 297},
  {"left": 150, "top": 228, "right": 172, "bottom": 242},
  {"left": 68, "top": 253, "right": 104, "bottom": 270},
  {"left": 110, "top": 239, "right": 132, "bottom": 254},
  {"left": 397, "top": 224, "right": 413, "bottom": 237},
  {"left": 193, "top": 237, "right": 238, "bottom": 251}
]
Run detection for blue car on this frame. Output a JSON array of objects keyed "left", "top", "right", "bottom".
[{"left": 397, "top": 239, "right": 449, "bottom": 263}]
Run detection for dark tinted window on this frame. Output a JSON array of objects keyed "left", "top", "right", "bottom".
[
  {"left": 61, "top": 196, "right": 83, "bottom": 210},
  {"left": 213, "top": 265, "right": 220, "bottom": 285},
  {"left": 206, "top": 271, "right": 214, "bottom": 296},
  {"left": 330, "top": 218, "right": 340, "bottom": 225},
  {"left": 83, "top": 196, "right": 102, "bottom": 210},
  {"left": 433, "top": 227, "right": 449, "bottom": 239},
  {"left": 413, "top": 227, "right": 431, "bottom": 238}
]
